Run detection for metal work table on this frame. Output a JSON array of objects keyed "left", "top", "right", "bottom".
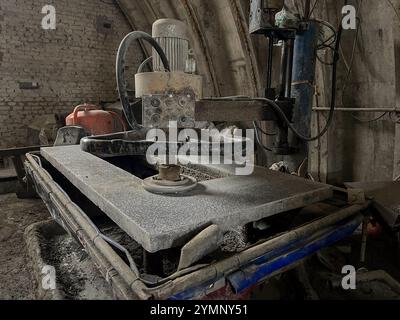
[{"left": 41, "top": 145, "right": 333, "bottom": 253}]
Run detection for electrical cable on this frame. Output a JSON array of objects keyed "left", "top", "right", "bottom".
[
  {"left": 318, "top": 33, "right": 336, "bottom": 50},
  {"left": 100, "top": 0, "right": 115, "bottom": 5},
  {"left": 352, "top": 112, "right": 387, "bottom": 123},
  {"left": 344, "top": 0, "right": 400, "bottom": 123},
  {"left": 253, "top": 96, "right": 336, "bottom": 142},
  {"left": 100, "top": 234, "right": 140, "bottom": 276},
  {"left": 208, "top": 2, "right": 346, "bottom": 143},
  {"left": 116, "top": 31, "right": 170, "bottom": 130},
  {"left": 83, "top": 216, "right": 141, "bottom": 277},
  {"left": 339, "top": 2, "right": 387, "bottom": 123},
  {"left": 308, "top": 0, "right": 320, "bottom": 18},
  {"left": 253, "top": 122, "right": 273, "bottom": 152},
  {"left": 314, "top": 19, "right": 337, "bottom": 49},
  {"left": 316, "top": 54, "right": 335, "bottom": 66},
  {"left": 253, "top": 121, "right": 277, "bottom": 136},
  {"left": 293, "top": 1, "right": 304, "bottom": 19},
  {"left": 340, "top": 13, "right": 360, "bottom": 107},
  {"left": 137, "top": 56, "right": 153, "bottom": 74},
  {"left": 313, "top": 19, "right": 338, "bottom": 66},
  {"left": 386, "top": 0, "right": 400, "bottom": 23},
  {"left": 206, "top": 22, "right": 341, "bottom": 143},
  {"left": 203, "top": 96, "right": 277, "bottom": 148},
  {"left": 257, "top": 12, "right": 344, "bottom": 142},
  {"left": 206, "top": 94, "right": 338, "bottom": 142}
]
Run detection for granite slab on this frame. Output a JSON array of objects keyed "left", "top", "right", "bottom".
[{"left": 41, "top": 145, "right": 333, "bottom": 252}]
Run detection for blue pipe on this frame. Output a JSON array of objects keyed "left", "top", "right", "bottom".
[{"left": 291, "top": 22, "right": 319, "bottom": 137}]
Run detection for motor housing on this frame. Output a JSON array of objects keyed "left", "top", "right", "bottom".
[{"left": 152, "top": 19, "right": 190, "bottom": 73}]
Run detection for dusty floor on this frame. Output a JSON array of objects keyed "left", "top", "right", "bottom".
[
  {"left": 39, "top": 228, "right": 114, "bottom": 300},
  {"left": 1, "top": 192, "right": 400, "bottom": 300},
  {"left": 0, "top": 194, "right": 49, "bottom": 299}
]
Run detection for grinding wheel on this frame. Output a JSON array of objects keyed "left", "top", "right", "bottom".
[{"left": 143, "top": 175, "right": 197, "bottom": 194}]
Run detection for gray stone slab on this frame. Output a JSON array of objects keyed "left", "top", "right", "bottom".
[{"left": 41, "top": 145, "right": 333, "bottom": 252}]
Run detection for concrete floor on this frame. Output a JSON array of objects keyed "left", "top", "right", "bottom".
[{"left": 0, "top": 194, "right": 49, "bottom": 299}]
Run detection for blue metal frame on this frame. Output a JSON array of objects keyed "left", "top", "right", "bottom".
[{"left": 170, "top": 215, "right": 362, "bottom": 300}]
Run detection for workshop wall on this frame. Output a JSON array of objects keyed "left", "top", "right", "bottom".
[
  {"left": 0, "top": 0, "right": 138, "bottom": 148},
  {"left": 308, "top": 0, "right": 400, "bottom": 183}
]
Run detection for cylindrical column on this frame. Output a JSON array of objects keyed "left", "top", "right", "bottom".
[{"left": 291, "top": 22, "right": 319, "bottom": 137}]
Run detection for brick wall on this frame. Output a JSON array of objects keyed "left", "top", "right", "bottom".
[{"left": 0, "top": 0, "right": 140, "bottom": 148}]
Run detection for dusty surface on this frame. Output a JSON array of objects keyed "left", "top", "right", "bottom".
[
  {"left": 41, "top": 145, "right": 332, "bottom": 253},
  {"left": 0, "top": 194, "right": 49, "bottom": 299},
  {"left": 0, "top": 167, "right": 16, "bottom": 178},
  {"left": 39, "top": 231, "right": 113, "bottom": 300}
]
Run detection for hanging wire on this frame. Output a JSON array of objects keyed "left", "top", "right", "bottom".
[
  {"left": 253, "top": 121, "right": 277, "bottom": 136},
  {"left": 254, "top": 122, "right": 273, "bottom": 152},
  {"left": 339, "top": 1, "right": 388, "bottom": 123},
  {"left": 308, "top": 0, "right": 320, "bottom": 18},
  {"left": 314, "top": 19, "right": 338, "bottom": 66},
  {"left": 386, "top": 0, "right": 400, "bottom": 22}
]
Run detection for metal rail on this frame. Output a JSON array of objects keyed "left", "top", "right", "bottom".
[
  {"left": 0, "top": 145, "right": 49, "bottom": 158},
  {"left": 313, "top": 107, "right": 399, "bottom": 112}
]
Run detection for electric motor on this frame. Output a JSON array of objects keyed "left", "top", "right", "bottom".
[{"left": 152, "top": 19, "right": 190, "bottom": 73}]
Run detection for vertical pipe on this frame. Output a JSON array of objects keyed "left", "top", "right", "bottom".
[
  {"left": 291, "top": 22, "right": 319, "bottom": 137},
  {"left": 279, "top": 40, "right": 289, "bottom": 99},
  {"left": 285, "top": 39, "right": 295, "bottom": 98},
  {"left": 267, "top": 37, "right": 274, "bottom": 90}
]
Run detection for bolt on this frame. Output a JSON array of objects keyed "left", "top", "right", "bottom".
[
  {"left": 151, "top": 114, "right": 161, "bottom": 125},
  {"left": 180, "top": 116, "right": 187, "bottom": 123},
  {"left": 179, "top": 99, "right": 186, "bottom": 107},
  {"left": 151, "top": 98, "right": 160, "bottom": 107}
]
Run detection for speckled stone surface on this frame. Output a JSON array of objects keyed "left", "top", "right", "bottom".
[{"left": 41, "top": 145, "right": 333, "bottom": 252}]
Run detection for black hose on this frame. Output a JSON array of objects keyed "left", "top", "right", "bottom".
[
  {"left": 266, "top": 18, "right": 343, "bottom": 142},
  {"left": 271, "top": 0, "right": 346, "bottom": 142},
  {"left": 116, "top": 31, "right": 170, "bottom": 129},
  {"left": 253, "top": 122, "right": 273, "bottom": 152}
]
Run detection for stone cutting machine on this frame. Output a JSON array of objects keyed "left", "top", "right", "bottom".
[
  {"left": 24, "top": 8, "right": 369, "bottom": 300},
  {"left": 79, "top": 15, "right": 298, "bottom": 193}
]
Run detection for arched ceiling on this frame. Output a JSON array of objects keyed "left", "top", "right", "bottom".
[{"left": 116, "top": 0, "right": 263, "bottom": 97}]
